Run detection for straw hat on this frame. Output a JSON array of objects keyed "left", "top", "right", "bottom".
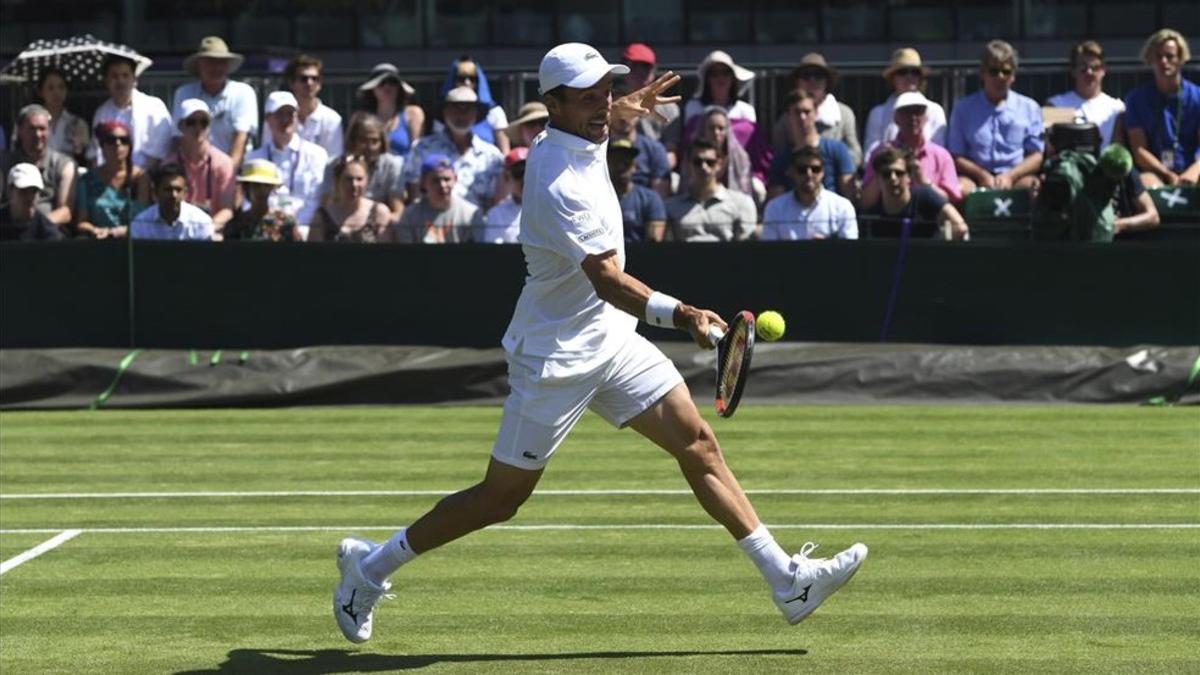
[
  {"left": 184, "top": 36, "right": 244, "bottom": 76},
  {"left": 237, "top": 159, "right": 283, "bottom": 186},
  {"left": 509, "top": 101, "right": 549, "bottom": 127},
  {"left": 790, "top": 53, "right": 838, "bottom": 88},
  {"left": 882, "top": 48, "right": 933, "bottom": 81}
]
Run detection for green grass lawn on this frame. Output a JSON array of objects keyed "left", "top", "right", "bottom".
[{"left": 1, "top": 406, "right": 1198, "bottom": 674}]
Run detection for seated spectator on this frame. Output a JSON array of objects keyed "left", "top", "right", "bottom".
[
  {"left": 761, "top": 146, "right": 857, "bottom": 241},
  {"left": 505, "top": 102, "right": 549, "bottom": 149},
  {"left": 35, "top": 67, "right": 89, "bottom": 163},
  {"left": 264, "top": 54, "right": 344, "bottom": 159},
  {"left": 479, "top": 147, "right": 527, "bottom": 244},
  {"left": 862, "top": 91, "right": 962, "bottom": 209},
  {"left": 863, "top": 147, "right": 968, "bottom": 240},
  {"left": 403, "top": 87, "right": 504, "bottom": 210},
  {"left": 1124, "top": 29, "right": 1200, "bottom": 187},
  {"left": 864, "top": 48, "right": 948, "bottom": 155},
  {"left": 682, "top": 50, "right": 770, "bottom": 178},
  {"left": 246, "top": 91, "right": 328, "bottom": 226},
  {"left": 0, "top": 163, "right": 63, "bottom": 240},
  {"left": 172, "top": 37, "right": 258, "bottom": 170},
  {"left": 609, "top": 139, "right": 666, "bottom": 242},
  {"left": 395, "top": 154, "right": 481, "bottom": 244},
  {"left": 309, "top": 155, "right": 392, "bottom": 242},
  {"left": 623, "top": 42, "right": 682, "bottom": 167},
  {"left": 171, "top": 99, "right": 235, "bottom": 232},
  {"left": 666, "top": 139, "right": 757, "bottom": 242},
  {"left": 683, "top": 106, "right": 756, "bottom": 203},
  {"left": 75, "top": 121, "right": 148, "bottom": 239},
  {"left": 357, "top": 63, "right": 424, "bottom": 159},
  {"left": 331, "top": 113, "right": 406, "bottom": 220},
  {"left": 767, "top": 90, "right": 855, "bottom": 200},
  {"left": 438, "top": 57, "right": 509, "bottom": 153},
  {"left": 783, "top": 53, "right": 862, "bottom": 168},
  {"left": 609, "top": 111, "right": 670, "bottom": 196},
  {"left": 1113, "top": 166, "right": 1161, "bottom": 236},
  {"left": 1046, "top": 41, "right": 1125, "bottom": 149},
  {"left": 130, "top": 164, "right": 214, "bottom": 240},
  {"left": 225, "top": 159, "right": 301, "bottom": 242},
  {"left": 948, "top": 40, "right": 1044, "bottom": 193},
  {"left": 0, "top": 104, "right": 75, "bottom": 228},
  {"left": 91, "top": 55, "right": 173, "bottom": 170}
]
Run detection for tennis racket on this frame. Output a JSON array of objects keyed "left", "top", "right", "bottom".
[{"left": 706, "top": 310, "right": 755, "bottom": 418}]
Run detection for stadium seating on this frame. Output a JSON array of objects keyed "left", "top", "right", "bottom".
[{"left": 961, "top": 189, "right": 1032, "bottom": 240}]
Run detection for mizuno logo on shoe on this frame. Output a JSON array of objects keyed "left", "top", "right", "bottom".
[
  {"left": 522, "top": 451, "right": 538, "bottom": 459},
  {"left": 784, "top": 583, "right": 813, "bottom": 604},
  {"left": 342, "top": 589, "right": 359, "bottom": 621}
]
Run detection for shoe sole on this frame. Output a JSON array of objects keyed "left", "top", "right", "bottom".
[{"left": 785, "top": 550, "right": 868, "bottom": 626}]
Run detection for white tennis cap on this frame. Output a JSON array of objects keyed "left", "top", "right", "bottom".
[
  {"left": 177, "top": 98, "right": 211, "bottom": 125},
  {"left": 7, "top": 163, "right": 44, "bottom": 190},
  {"left": 264, "top": 90, "right": 299, "bottom": 114},
  {"left": 894, "top": 91, "right": 931, "bottom": 111},
  {"left": 538, "top": 43, "right": 629, "bottom": 94}
]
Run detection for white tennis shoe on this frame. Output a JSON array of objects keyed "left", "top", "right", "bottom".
[
  {"left": 333, "top": 537, "right": 392, "bottom": 643},
  {"left": 773, "top": 541, "right": 868, "bottom": 625}
]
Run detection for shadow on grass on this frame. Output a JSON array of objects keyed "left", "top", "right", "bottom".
[{"left": 176, "top": 647, "right": 808, "bottom": 674}]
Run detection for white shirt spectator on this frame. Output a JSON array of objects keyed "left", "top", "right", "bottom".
[
  {"left": 478, "top": 194, "right": 521, "bottom": 243},
  {"left": 762, "top": 189, "right": 858, "bottom": 240},
  {"left": 1045, "top": 90, "right": 1125, "bottom": 148},
  {"left": 502, "top": 128, "right": 634, "bottom": 372},
  {"left": 131, "top": 201, "right": 214, "bottom": 240},
  {"left": 172, "top": 80, "right": 259, "bottom": 155},
  {"left": 263, "top": 102, "right": 344, "bottom": 158},
  {"left": 246, "top": 134, "right": 329, "bottom": 225},
  {"left": 864, "top": 92, "right": 949, "bottom": 155},
  {"left": 403, "top": 131, "right": 504, "bottom": 209},
  {"left": 91, "top": 89, "right": 174, "bottom": 168}
]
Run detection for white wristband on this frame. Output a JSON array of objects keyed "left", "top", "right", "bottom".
[{"left": 645, "top": 291, "right": 680, "bottom": 328}]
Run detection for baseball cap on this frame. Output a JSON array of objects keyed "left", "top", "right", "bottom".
[
  {"left": 177, "top": 98, "right": 211, "bottom": 126},
  {"left": 623, "top": 43, "right": 656, "bottom": 65},
  {"left": 607, "top": 138, "right": 639, "bottom": 156},
  {"left": 504, "top": 147, "right": 529, "bottom": 169},
  {"left": 894, "top": 91, "right": 931, "bottom": 112},
  {"left": 420, "top": 153, "right": 455, "bottom": 176},
  {"left": 538, "top": 43, "right": 629, "bottom": 94},
  {"left": 444, "top": 86, "right": 479, "bottom": 104},
  {"left": 7, "top": 163, "right": 44, "bottom": 191},
  {"left": 265, "top": 91, "right": 299, "bottom": 115}
]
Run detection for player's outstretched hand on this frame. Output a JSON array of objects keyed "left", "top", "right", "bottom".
[
  {"left": 611, "top": 71, "right": 682, "bottom": 125},
  {"left": 678, "top": 304, "right": 727, "bottom": 350}
]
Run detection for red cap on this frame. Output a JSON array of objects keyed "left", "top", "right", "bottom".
[
  {"left": 623, "top": 43, "right": 656, "bottom": 65},
  {"left": 504, "top": 146, "right": 529, "bottom": 169}
]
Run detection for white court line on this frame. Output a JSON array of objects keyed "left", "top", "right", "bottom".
[
  {"left": 2, "top": 488, "right": 1197, "bottom": 500},
  {"left": 0, "top": 524, "right": 1196, "bottom": 535},
  {"left": 0, "top": 529, "right": 82, "bottom": 575}
]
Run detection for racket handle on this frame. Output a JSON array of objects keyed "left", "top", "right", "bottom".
[{"left": 707, "top": 324, "right": 726, "bottom": 347}]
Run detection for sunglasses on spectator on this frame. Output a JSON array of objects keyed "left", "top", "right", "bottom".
[
  {"left": 294, "top": 74, "right": 321, "bottom": 83},
  {"left": 797, "top": 70, "right": 826, "bottom": 81},
  {"left": 987, "top": 66, "right": 1015, "bottom": 77},
  {"left": 456, "top": 74, "right": 478, "bottom": 83},
  {"left": 102, "top": 136, "right": 131, "bottom": 146},
  {"left": 882, "top": 168, "right": 908, "bottom": 178},
  {"left": 692, "top": 157, "right": 719, "bottom": 168},
  {"left": 794, "top": 164, "right": 824, "bottom": 174},
  {"left": 1076, "top": 63, "right": 1103, "bottom": 74},
  {"left": 894, "top": 67, "right": 923, "bottom": 78},
  {"left": 183, "top": 118, "right": 210, "bottom": 128}
]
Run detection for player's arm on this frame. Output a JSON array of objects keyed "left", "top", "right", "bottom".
[{"left": 580, "top": 250, "right": 726, "bottom": 348}]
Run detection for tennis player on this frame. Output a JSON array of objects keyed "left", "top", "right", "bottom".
[{"left": 334, "top": 43, "right": 867, "bottom": 643}]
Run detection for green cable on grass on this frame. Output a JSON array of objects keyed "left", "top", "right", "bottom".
[{"left": 89, "top": 349, "right": 144, "bottom": 410}]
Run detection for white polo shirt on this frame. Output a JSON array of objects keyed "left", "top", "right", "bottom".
[
  {"left": 762, "top": 188, "right": 859, "bottom": 240},
  {"left": 246, "top": 133, "right": 329, "bottom": 225},
  {"left": 130, "top": 201, "right": 214, "bottom": 240},
  {"left": 91, "top": 89, "right": 174, "bottom": 168},
  {"left": 502, "top": 127, "right": 636, "bottom": 375},
  {"left": 262, "top": 101, "right": 344, "bottom": 158},
  {"left": 172, "top": 80, "right": 259, "bottom": 155}
]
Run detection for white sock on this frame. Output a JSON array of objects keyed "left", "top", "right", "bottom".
[
  {"left": 737, "top": 524, "right": 794, "bottom": 592},
  {"left": 360, "top": 528, "right": 418, "bottom": 586}
]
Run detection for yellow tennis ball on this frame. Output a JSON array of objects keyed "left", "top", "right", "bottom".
[{"left": 756, "top": 310, "right": 786, "bottom": 341}]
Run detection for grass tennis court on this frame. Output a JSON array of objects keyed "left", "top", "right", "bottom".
[{"left": 1, "top": 406, "right": 1197, "bottom": 673}]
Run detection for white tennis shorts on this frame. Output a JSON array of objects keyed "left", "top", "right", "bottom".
[{"left": 491, "top": 331, "right": 684, "bottom": 470}]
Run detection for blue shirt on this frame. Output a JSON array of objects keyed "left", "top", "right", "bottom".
[
  {"left": 618, "top": 183, "right": 666, "bottom": 242},
  {"left": 1124, "top": 78, "right": 1200, "bottom": 172},
  {"left": 947, "top": 89, "right": 1044, "bottom": 173},
  {"left": 630, "top": 135, "right": 670, "bottom": 188},
  {"left": 767, "top": 137, "right": 855, "bottom": 195}
]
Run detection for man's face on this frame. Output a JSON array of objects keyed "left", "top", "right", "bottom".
[
  {"left": 443, "top": 102, "right": 479, "bottom": 135},
  {"left": 156, "top": 176, "right": 187, "bottom": 216},
  {"left": 890, "top": 67, "right": 923, "bottom": 94},
  {"left": 791, "top": 157, "right": 824, "bottom": 196},
  {"left": 19, "top": 113, "right": 49, "bottom": 156},
  {"left": 1074, "top": 56, "right": 1105, "bottom": 92},
  {"left": 198, "top": 57, "right": 230, "bottom": 88},
  {"left": 519, "top": 118, "right": 547, "bottom": 145},
  {"left": 691, "top": 148, "right": 719, "bottom": 181},
  {"left": 455, "top": 62, "right": 479, "bottom": 91},
  {"left": 269, "top": 106, "right": 298, "bottom": 140},
  {"left": 795, "top": 69, "right": 827, "bottom": 99},
  {"left": 8, "top": 186, "right": 39, "bottom": 218},
  {"left": 247, "top": 182, "right": 275, "bottom": 205},
  {"left": 626, "top": 61, "right": 654, "bottom": 89},
  {"left": 894, "top": 106, "right": 926, "bottom": 142},
  {"left": 607, "top": 152, "right": 636, "bottom": 184},
  {"left": 788, "top": 99, "right": 816, "bottom": 139},
  {"left": 1151, "top": 39, "right": 1182, "bottom": 80},
  {"left": 880, "top": 159, "right": 911, "bottom": 199},
  {"left": 704, "top": 113, "right": 729, "bottom": 148},
  {"left": 610, "top": 114, "right": 634, "bottom": 139},
  {"left": 546, "top": 75, "right": 613, "bottom": 143},
  {"left": 105, "top": 63, "right": 136, "bottom": 101},
  {"left": 982, "top": 59, "right": 1015, "bottom": 99},
  {"left": 292, "top": 66, "right": 321, "bottom": 100},
  {"left": 422, "top": 167, "right": 456, "bottom": 208},
  {"left": 181, "top": 114, "right": 211, "bottom": 143}
]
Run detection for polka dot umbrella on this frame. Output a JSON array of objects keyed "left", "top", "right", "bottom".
[{"left": 0, "top": 34, "right": 152, "bottom": 91}]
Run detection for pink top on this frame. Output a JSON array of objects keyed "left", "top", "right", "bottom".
[
  {"left": 176, "top": 145, "right": 236, "bottom": 213},
  {"left": 864, "top": 140, "right": 962, "bottom": 203}
]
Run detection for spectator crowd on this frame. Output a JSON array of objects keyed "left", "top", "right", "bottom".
[{"left": 3, "top": 28, "right": 1197, "bottom": 243}]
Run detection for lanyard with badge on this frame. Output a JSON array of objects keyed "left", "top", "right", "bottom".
[
  {"left": 266, "top": 143, "right": 302, "bottom": 216},
  {"left": 1160, "top": 92, "right": 1183, "bottom": 170}
]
